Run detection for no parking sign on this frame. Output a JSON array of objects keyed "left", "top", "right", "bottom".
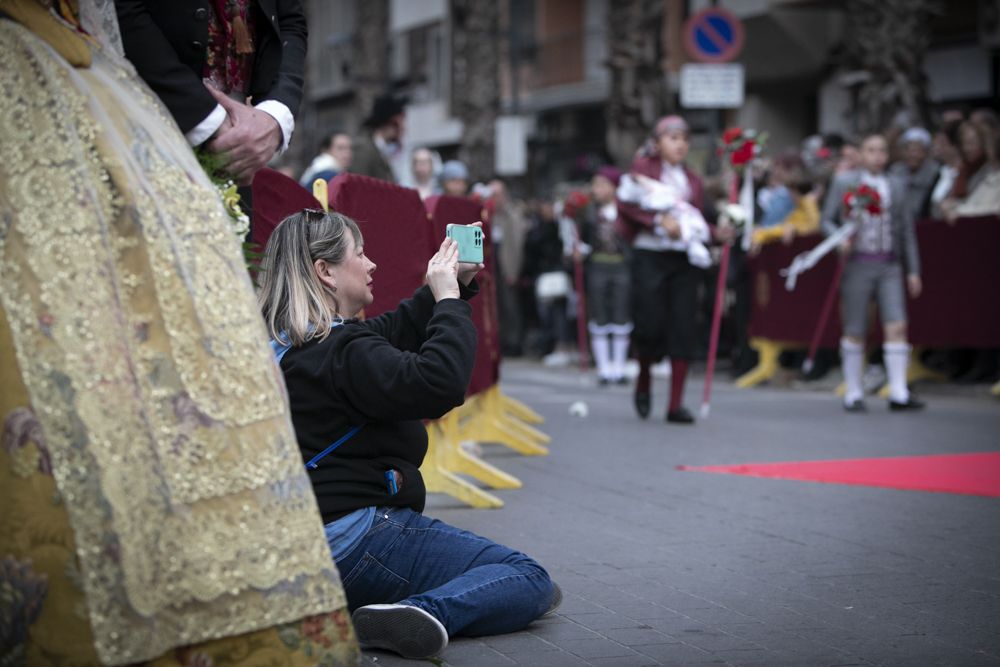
[{"left": 684, "top": 7, "right": 745, "bottom": 64}]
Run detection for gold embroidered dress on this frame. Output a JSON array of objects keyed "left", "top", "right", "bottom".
[{"left": 0, "top": 2, "right": 357, "bottom": 664}]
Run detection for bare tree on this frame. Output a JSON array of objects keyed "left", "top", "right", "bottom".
[
  {"left": 353, "top": 0, "right": 390, "bottom": 126},
  {"left": 843, "top": 0, "right": 939, "bottom": 135},
  {"left": 451, "top": 0, "right": 500, "bottom": 181},
  {"left": 605, "top": 0, "right": 668, "bottom": 168}
]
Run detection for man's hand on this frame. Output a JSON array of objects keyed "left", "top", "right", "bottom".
[
  {"left": 659, "top": 213, "right": 682, "bottom": 240},
  {"left": 713, "top": 224, "right": 735, "bottom": 244},
  {"left": 205, "top": 86, "right": 282, "bottom": 185},
  {"left": 907, "top": 274, "right": 922, "bottom": 299},
  {"left": 781, "top": 225, "right": 796, "bottom": 245},
  {"left": 940, "top": 198, "right": 959, "bottom": 225}
]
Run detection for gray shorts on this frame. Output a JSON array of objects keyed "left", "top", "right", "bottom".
[
  {"left": 840, "top": 259, "right": 907, "bottom": 337},
  {"left": 586, "top": 260, "right": 631, "bottom": 325}
]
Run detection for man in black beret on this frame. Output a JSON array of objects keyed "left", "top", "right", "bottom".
[{"left": 351, "top": 93, "right": 407, "bottom": 184}]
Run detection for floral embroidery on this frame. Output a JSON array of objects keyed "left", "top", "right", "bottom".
[
  {"left": 2, "top": 408, "right": 51, "bottom": 476},
  {"left": 203, "top": 0, "right": 257, "bottom": 96},
  {"left": 0, "top": 556, "right": 49, "bottom": 660}
]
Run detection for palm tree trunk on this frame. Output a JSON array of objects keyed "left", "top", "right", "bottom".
[
  {"left": 353, "top": 0, "right": 390, "bottom": 126},
  {"left": 843, "top": 0, "right": 939, "bottom": 134},
  {"left": 451, "top": 0, "right": 500, "bottom": 182},
  {"left": 605, "top": 0, "right": 668, "bottom": 168}
]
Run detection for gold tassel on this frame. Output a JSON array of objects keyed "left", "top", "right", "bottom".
[{"left": 232, "top": 14, "right": 252, "bottom": 55}]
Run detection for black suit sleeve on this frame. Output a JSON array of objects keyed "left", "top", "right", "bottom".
[
  {"left": 256, "top": 0, "right": 308, "bottom": 117},
  {"left": 114, "top": 0, "right": 218, "bottom": 135}
]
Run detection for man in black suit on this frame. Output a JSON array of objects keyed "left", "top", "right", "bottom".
[{"left": 115, "top": 1, "right": 306, "bottom": 184}]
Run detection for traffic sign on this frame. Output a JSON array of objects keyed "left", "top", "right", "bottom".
[
  {"left": 683, "top": 7, "right": 745, "bottom": 64},
  {"left": 679, "top": 63, "right": 745, "bottom": 109}
]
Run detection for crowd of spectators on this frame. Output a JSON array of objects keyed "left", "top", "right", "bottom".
[{"left": 293, "top": 104, "right": 1000, "bottom": 393}]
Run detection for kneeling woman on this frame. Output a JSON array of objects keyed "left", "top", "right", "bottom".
[{"left": 258, "top": 210, "right": 558, "bottom": 659}]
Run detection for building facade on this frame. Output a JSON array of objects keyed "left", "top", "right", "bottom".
[{"left": 288, "top": 0, "right": 996, "bottom": 194}]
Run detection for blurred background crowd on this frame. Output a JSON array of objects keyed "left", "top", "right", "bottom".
[{"left": 271, "top": 0, "right": 999, "bottom": 389}]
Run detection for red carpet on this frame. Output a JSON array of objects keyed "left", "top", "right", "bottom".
[{"left": 678, "top": 452, "right": 1000, "bottom": 497}]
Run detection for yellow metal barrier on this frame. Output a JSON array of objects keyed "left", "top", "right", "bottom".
[
  {"left": 458, "top": 385, "right": 550, "bottom": 456},
  {"left": 735, "top": 338, "right": 803, "bottom": 388},
  {"left": 422, "top": 415, "right": 504, "bottom": 509},
  {"left": 499, "top": 392, "right": 544, "bottom": 424},
  {"left": 419, "top": 384, "right": 551, "bottom": 508}
]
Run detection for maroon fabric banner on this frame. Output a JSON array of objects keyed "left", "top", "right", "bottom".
[
  {"left": 747, "top": 216, "right": 1000, "bottom": 348},
  {"left": 250, "top": 167, "right": 323, "bottom": 249},
  {"left": 746, "top": 235, "right": 843, "bottom": 347},
  {"left": 327, "top": 174, "right": 435, "bottom": 318},
  {"left": 425, "top": 196, "right": 500, "bottom": 395},
  {"left": 251, "top": 175, "right": 503, "bottom": 395},
  {"left": 906, "top": 217, "right": 1000, "bottom": 347}
]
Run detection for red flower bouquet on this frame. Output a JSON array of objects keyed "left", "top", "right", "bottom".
[
  {"left": 562, "top": 190, "right": 591, "bottom": 219},
  {"left": 842, "top": 184, "right": 882, "bottom": 216},
  {"left": 718, "top": 127, "right": 767, "bottom": 168}
]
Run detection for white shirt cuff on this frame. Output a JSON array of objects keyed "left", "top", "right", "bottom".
[
  {"left": 254, "top": 99, "right": 294, "bottom": 155},
  {"left": 185, "top": 104, "right": 227, "bottom": 147}
]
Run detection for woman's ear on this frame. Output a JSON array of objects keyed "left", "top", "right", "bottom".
[{"left": 314, "top": 258, "right": 337, "bottom": 291}]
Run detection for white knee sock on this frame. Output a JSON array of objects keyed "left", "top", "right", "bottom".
[
  {"left": 841, "top": 338, "right": 864, "bottom": 404},
  {"left": 883, "top": 342, "right": 911, "bottom": 402},
  {"left": 609, "top": 323, "right": 633, "bottom": 381},
  {"left": 589, "top": 323, "right": 612, "bottom": 379}
]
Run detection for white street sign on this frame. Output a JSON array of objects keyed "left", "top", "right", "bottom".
[{"left": 680, "top": 63, "right": 745, "bottom": 109}]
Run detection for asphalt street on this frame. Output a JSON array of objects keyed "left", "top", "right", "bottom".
[{"left": 361, "top": 360, "right": 1000, "bottom": 666}]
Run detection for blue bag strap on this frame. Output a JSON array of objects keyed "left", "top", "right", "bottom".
[
  {"left": 269, "top": 325, "right": 363, "bottom": 471},
  {"left": 304, "top": 424, "right": 364, "bottom": 470}
]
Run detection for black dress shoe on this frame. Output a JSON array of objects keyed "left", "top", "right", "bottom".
[
  {"left": 634, "top": 391, "right": 650, "bottom": 419},
  {"left": 666, "top": 406, "right": 695, "bottom": 424},
  {"left": 843, "top": 399, "right": 867, "bottom": 413},
  {"left": 598, "top": 377, "right": 611, "bottom": 387},
  {"left": 889, "top": 396, "right": 925, "bottom": 411},
  {"left": 615, "top": 376, "right": 629, "bottom": 386}
]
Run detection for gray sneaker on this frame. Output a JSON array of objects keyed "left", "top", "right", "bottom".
[
  {"left": 543, "top": 582, "right": 563, "bottom": 617},
  {"left": 352, "top": 603, "right": 448, "bottom": 659}
]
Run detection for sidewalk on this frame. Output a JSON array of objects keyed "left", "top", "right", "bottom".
[{"left": 361, "top": 360, "right": 1000, "bottom": 666}]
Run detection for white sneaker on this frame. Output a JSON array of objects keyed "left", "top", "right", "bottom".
[
  {"left": 352, "top": 603, "right": 449, "bottom": 659},
  {"left": 651, "top": 360, "right": 672, "bottom": 378},
  {"left": 542, "top": 351, "right": 571, "bottom": 367}
]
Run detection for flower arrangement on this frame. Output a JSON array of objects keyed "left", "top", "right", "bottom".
[
  {"left": 562, "top": 190, "right": 591, "bottom": 220},
  {"left": 196, "top": 149, "right": 261, "bottom": 278},
  {"left": 196, "top": 150, "right": 250, "bottom": 238},
  {"left": 842, "top": 183, "right": 883, "bottom": 216},
  {"left": 718, "top": 127, "right": 767, "bottom": 167}
]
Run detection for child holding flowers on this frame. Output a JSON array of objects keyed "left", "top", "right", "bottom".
[{"left": 820, "top": 133, "right": 924, "bottom": 412}]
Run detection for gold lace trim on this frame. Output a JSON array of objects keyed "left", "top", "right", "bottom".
[{"left": 0, "top": 22, "right": 345, "bottom": 665}]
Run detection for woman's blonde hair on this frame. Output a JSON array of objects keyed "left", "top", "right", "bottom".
[{"left": 258, "top": 209, "right": 363, "bottom": 346}]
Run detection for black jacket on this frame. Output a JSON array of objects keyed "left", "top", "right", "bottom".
[
  {"left": 115, "top": 0, "right": 307, "bottom": 134},
  {"left": 280, "top": 284, "right": 478, "bottom": 523}
]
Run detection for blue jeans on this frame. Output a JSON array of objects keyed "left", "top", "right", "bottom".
[{"left": 333, "top": 507, "right": 555, "bottom": 637}]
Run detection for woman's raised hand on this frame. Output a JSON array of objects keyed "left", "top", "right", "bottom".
[{"left": 426, "top": 238, "right": 461, "bottom": 302}]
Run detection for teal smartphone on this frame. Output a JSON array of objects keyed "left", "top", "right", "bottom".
[{"left": 445, "top": 224, "right": 484, "bottom": 264}]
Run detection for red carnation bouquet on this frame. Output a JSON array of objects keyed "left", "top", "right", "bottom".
[
  {"left": 718, "top": 127, "right": 767, "bottom": 168},
  {"left": 842, "top": 183, "right": 882, "bottom": 216},
  {"left": 562, "top": 190, "right": 591, "bottom": 220}
]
